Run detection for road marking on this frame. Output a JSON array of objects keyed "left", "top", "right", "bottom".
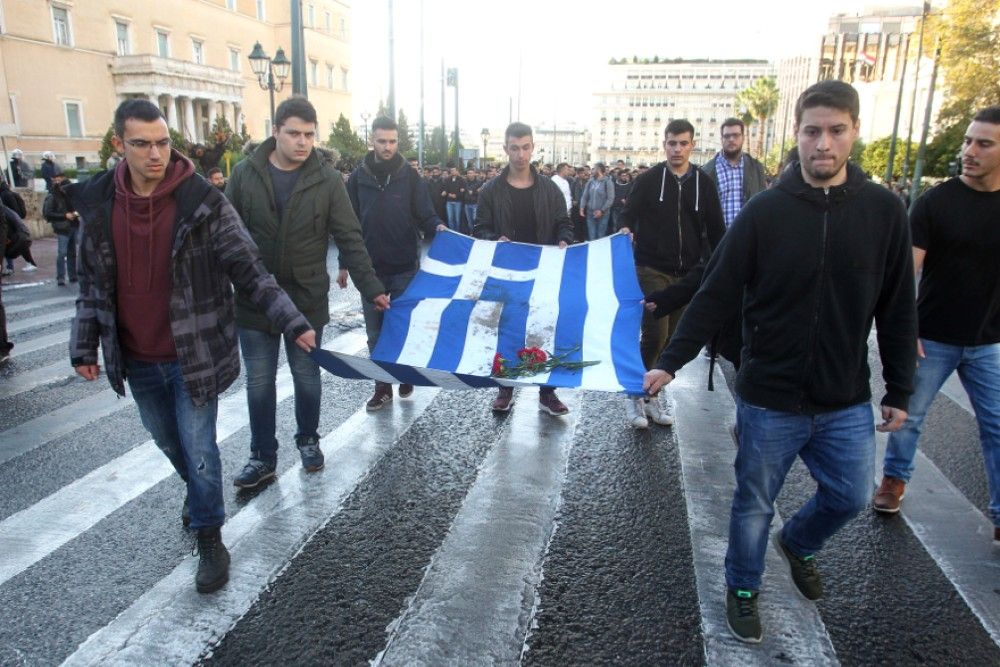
[
  {"left": 873, "top": 426, "right": 1000, "bottom": 647},
  {"left": 375, "top": 389, "right": 580, "bottom": 666},
  {"left": 941, "top": 371, "right": 974, "bottom": 416},
  {"left": 63, "top": 383, "right": 438, "bottom": 666},
  {"left": 9, "top": 330, "right": 70, "bottom": 357},
  {"left": 0, "top": 359, "right": 78, "bottom": 400},
  {"left": 5, "top": 295, "right": 77, "bottom": 315},
  {"left": 0, "top": 331, "right": 367, "bottom": 588},
  {"left": 6, "top": 307, "right": 74, "bottom": 335},
  {"left": 670, "top": 354, "right": 839, "bottom": 665},
  {"left": 2, "top": 281, "right": 46, "bottom": 291}
]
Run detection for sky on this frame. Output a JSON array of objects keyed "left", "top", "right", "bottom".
[{"left": 350, "top": 0, "right": 873, "bottom": 139}]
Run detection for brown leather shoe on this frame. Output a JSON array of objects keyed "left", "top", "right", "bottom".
[
  {"left": 366, "top": 382, "right": 393, "bottom": 412},
  {"left": 873, "top": 476, "right": 906, "bottom": 514},
  {"left": 539, "top": 390, "right": 570, "bottom": 416},
  {"left": 492, "top": 387, "right": 514, "bottom": 412},
  {"left": 398, "top": 383, "right": 414, "bottom": 398}
]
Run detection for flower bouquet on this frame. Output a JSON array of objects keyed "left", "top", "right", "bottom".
[{"left": 491, "top": 346, "right": 599, "bottom": 379}]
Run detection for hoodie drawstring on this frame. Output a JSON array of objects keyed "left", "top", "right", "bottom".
[
  {"left": 695, "top": 170, "right": 700, "bottom": 212},
  {"left": 659, "top": 167, "right": 667, "bottom": 202}
]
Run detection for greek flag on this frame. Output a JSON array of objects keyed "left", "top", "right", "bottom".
[{"left": 311, "top": 230, "right": 646, "bottom": 395}]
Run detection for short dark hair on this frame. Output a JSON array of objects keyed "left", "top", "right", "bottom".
[
  {"left": 274, "top": 96, "right": 317, "bottom": 129},
  {"left": 973, "top": 106, "right": 1000, "bottom": 124},
  {"left": 372, "top": 115, "right": 397, "bottom": 133},
  {"left": 593, "top": 162, "right": 607, "bottom": 175},
  {"left": 664, "top": 119, "right": 695, "bottom": 139},
  {"left": 207, "top": 167, "right": 223, "bottom": 177},
  {"left": 555, "top": 162, "right": 570, "bottom": 171},
  {"left": 504, "top": 122, "right": 533, "bottom": 144},
  {"left": 114, "top": 99, "right": 165, "bottom": 137},
  {"left": 720, "top": 118, "right": 745, "bottom": 134},
  {"left": 795, "top": 80, "right": 860, "bottom": 126}
]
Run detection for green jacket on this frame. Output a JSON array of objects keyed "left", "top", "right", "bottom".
[{"left": 226, "top": 138, "right": 384, "bottom": 332}]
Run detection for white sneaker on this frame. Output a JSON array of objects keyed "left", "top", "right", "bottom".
[
  {"left": 21, "top": 263, "right": 37, "bottom": 272},
  {"left": 644, "top": 396, "right": 674, "bottom": 426},
  {"left": 625, "top": 397, "right": 649, "bottom": 429}
]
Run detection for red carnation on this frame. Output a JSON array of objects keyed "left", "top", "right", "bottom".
[{"left": 492, "top": 352, "right": 506, "bottom": 376}]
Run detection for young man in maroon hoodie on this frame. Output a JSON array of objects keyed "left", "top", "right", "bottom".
[{"left": 69, "top": 100, "right": 316, "bottom": 594}]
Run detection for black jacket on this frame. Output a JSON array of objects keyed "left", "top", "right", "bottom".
[
  {"left": 473, "top": 166, "right": 574, "bottom": 245},
  {"left": 657, "top": 162, "right": 916, "bottom": 414},
  {"left": 43, "top": 183, "right": 77, "bottom": 235},
  {"left": 622, "top": 162, "right": 726, "bottom": 276},
  {"left": 347, "top": 152, "right": 443, "bottom": 275}
]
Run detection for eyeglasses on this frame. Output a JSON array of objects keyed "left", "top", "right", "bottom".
[
  {"left": 123, "top": 138, "right": 171, "bottom": 152},
  {"left": 722, "top": 133, "right": 743, "bottom": 140}
]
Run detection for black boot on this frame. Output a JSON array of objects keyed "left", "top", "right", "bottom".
[
  {"left": 195, "top": 527, "right": 230, "bottom": 593},
  {"left": 181, "top": 494, "right": 191, "bottom": 527}
]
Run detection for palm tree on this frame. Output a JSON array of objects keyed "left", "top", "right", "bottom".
[{"left": 735, "top": 77, "right": 780, "bottom": 158}]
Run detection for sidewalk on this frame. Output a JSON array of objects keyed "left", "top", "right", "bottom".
[{"left": 3, "top": 237, "right": 64, "bottom": 289}]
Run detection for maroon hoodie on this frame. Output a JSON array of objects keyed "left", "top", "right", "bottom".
[{"left": 112, "top": 154, "right": 195, "bottom": 362}]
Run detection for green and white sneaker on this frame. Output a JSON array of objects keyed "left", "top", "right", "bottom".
[
  {"left": 774, "top": 532, "right": 823, "bottom": 601},
  {"left": 726, "top": 588, "right": 762, "bottom": 644}
]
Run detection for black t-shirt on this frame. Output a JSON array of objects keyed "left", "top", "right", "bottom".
[
  {"left": 508, "top": 181, "right": 538, "bottom": 244},
  {"left": 911, "top": 177, "right": 1000, "bottom": 345},
  {"left": 267, "top": 160, "right": 302, "bottom": 222}
]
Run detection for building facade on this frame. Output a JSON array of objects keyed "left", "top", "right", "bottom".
[
  {"left": 589, "top": 59, "right": 776, "bottom": 167},
  {"left": 0, "top": 0, "right": 352, "bottom": 172}
]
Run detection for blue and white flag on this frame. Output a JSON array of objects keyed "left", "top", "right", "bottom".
[{"left": 311, "top": 230, "right": 646, "bottom": 395}]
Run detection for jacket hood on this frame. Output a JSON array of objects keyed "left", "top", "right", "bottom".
[
  {"left": 776, "top": 160, "right": 868, "bottom": 207},
  {"left": 362, "top": 151, "right": 405, "bottom": 181}
]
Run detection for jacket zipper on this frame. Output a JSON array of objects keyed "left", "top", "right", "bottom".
[
  {"left": 798, "top": 188, "right": 830, "bottom": 410},
  {"left": 677, "top": 177, "right": 684, "bottom": 272}
]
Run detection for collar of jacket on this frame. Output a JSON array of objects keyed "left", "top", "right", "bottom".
[
  {"left": 248, "top": 136, "right": 325, "bottom": 188},
  {"left": 497, "top": 163, "right": 541, "bottom": 187},
  {"left": 361, "top": 150, "right": 406, "bottom": 180},
  {"left": 777, "top": 160, "right": 867, "bottom": 208}
]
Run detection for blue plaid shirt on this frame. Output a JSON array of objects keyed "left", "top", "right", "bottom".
[{"left": 714, "top": 153, "right": 744, "bottom": 228}]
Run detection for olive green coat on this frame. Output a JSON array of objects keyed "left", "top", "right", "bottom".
[{"left": 226, "top": 138, "right": 384, "bottom": 332}]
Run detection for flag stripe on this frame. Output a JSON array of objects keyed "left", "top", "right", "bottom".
[
  {"left": 548, "top": 242, "right": 589, "bottom": 387},
  {"left": 581, "top": 237, "right": 622, "bottom": 391},
  {"left": 611, "top": 238, "right": 647, "bottom": 395},
  {"left": 392, "top": 298, "right": 452, "bottom": 367},
  {"left": 521, "top": 245, "right": 565, "bottom": 385},
  {"left": 454, "top": 300, "right": 504, "bottom": 375}
]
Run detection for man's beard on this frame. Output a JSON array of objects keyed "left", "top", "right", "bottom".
[{"left": 723, "top": 146, "right": 742, "bottom": 160}]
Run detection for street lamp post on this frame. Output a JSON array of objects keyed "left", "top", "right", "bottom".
[
  {"left": 248, "top": 41, "right": 291, "bottom": 126},
  {"left": 481, "top": 127, "right": 490, "bottom": 167},
  {"left": 361, "top": 111, "right": 371, "bottom": 145}
]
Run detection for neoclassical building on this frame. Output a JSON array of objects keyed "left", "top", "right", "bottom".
[{"left": 0, "top": 0, "right": 352, "bottom": 171}]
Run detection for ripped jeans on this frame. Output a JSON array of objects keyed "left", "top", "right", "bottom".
[{"left": 126, "top": 359, "right": 224, "bottom": 529}]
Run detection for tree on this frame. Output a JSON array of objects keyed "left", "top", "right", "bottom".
[
  {"left": 376, "top": 99, "right": 391, "bottom": 120},
  {"left": 397, "top": 108, "right": 414, "bottom": 154},
  {"left": 933, "top": 0, "right": 1000, "bottom": 125},
  {"left": 860, "top": 136, "right": 918, "bottom": 180},
  {"left": 327, "top": 113, "right": 367, "bottom": 168},
  {"left": 925, "top": 119, "right": 966, "bottom": 177},
  {"left": 735, "top": 76, "right": 780, "bottom": 158},
  {"left": 98, "top": 124, "right": 116, "bottom": 165}
]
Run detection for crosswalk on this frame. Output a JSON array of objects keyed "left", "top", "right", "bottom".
[{"left": 2, "top": 276, "right": 1000, "bottom": 666}]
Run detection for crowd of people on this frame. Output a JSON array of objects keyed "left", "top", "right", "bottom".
[{"left": 1, "top": 80, "right": 998, "bottom": 652}]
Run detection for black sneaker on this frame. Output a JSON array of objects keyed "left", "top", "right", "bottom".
[
  {"left": 774, "top": 533, "right": 823, "bottom": 601},
  {"left": 195, "top": 527, "right": 230, "bottom": 593},
  {"left": 181, "top": 494, "right": 191, "bottom": 527},
  {"left": 296, "top": 435, "right": 324, "bottom": 472},
  {"left": 726, "top": 588, "right": 762, "bottom": 644},
  {"left": 233, "top": 459, "right": 276, "bottom": 489}
]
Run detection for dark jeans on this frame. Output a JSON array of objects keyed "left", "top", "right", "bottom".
[
  {"left": 56, "top": 229, "right": 77, "bottom": 282},
  {"left": 238, "top": 325, "right": 325, "bottom": 465},
  {"left": 126, "top": 359, "right": 224, "bottom": 529}
]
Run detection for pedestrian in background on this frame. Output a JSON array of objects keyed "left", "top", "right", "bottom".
[
  {"left": 702, "top": 118, "right": 768, "bottom": 229},
  {"left": 463, "top": 166, "right": 482, "bottom": 233},
  {"left": 442, "top": 166, "right": 466, "bottom": 231},
  {"left": 42, "top": 167, "right": 79, "bottom": 286},
  {"left": 580, "top": 162, "right": 615, "bottom": 241},
  {"left": 41, "top": 151, "right": 59, "bottom": 191},
  {"left": 70, "top": 99, "right": 317, "bottom": 594},
  {"left": 8, "top": 149, "right": 32, "bottom": 188},
  {"left": 644, "top": 81, "right": 916, "bottom": 644},
  {"left": 1, "top": 178, "right": 37, "bottom": 275}
]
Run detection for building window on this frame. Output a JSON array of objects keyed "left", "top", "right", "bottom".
[
  {"left": 226, "top": 0, "right": 236, "bottom": 9},
  {"left": 256, "top": 0, "right": 266, "bottom": 21},
  {"left": 156, "top": 30, "right": 170, "bottom": 57},
  {"left": 307, "top": 4, "right": 315, "bottom": 27},
  {"left": 192, "top": 39, "right": 204, "bottom": 64},
  {"left": 325, "top": 11, "right": 331, "bottom": 32},
  {"left": 115, "top": 20, "right": 130, "bottom": 56},
  {"left": 326, "top": 64, "right": 334, "bottom": 89},
  {"left": 309, "top": 59, "right": 318, "bottom": 86},
  {"left": 341, "top": 67, "right": 348, "bottom": 91},
  {"left": 65, "top": 101, "right": 83, "bottom": 138},
  {"left": 229, "top": 48, "right": 240, "bottom": 72},
  {"left": 52, "top": 5, "right": 72, "bottom": 46},
  {"left": 340, "top": 17, "right": 346, "bottom": 38}
]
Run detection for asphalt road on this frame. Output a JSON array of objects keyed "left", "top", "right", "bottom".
[{"left": 1, "top": 250, "right": 999, "bottom": 666}]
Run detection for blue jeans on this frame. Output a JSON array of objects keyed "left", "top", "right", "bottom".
[
  {"left": 56, "top": 229, "right": 78, "bottom": 282},
  {"left": 726, "top": 398, "right": 875, "bottom": 591},
  {"left": 884, "top": 339, "right": 1000, "bottom": 525},
  {"left": 126, "top": 359, "right": 224, "bottom": 529},
  {"left": 464, "top": 204, "right": 478, "bottom": 233},
  {"left": 446, "top": 201, "right": 463, "bottom": 231},
  {"left": 363, "top": 271, "right": 415, "bottom": 353},
  {"left": 586, "top": 212, "right": 606, "bottom": 241},
  {"left": 238, "top": 325, "right": 325, "bottom": 465}
]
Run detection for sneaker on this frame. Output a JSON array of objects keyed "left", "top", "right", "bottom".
[
  {"left": 398, "top": 383, "right": 414, "bottom": 398},
  {"left": 994, "top": 526, "right": 1000, "bottom": 547},
  {"left": 181, "top": 494, "right": 191, "bottom": 527},
  {"left": 22, "top": 263, "right": 37, "bottom": 273},
  {"left": 69, "top": 277, "right": 78, "bottom": 283},
  {"left": 296, "top": 435, "right": 324, "bottom": 472},
  {"left": 873, "top": 476, "right": 906, "bottom": 514},
  {"left": 233, "top": 459, "right": 276, "bottom": 489},
  {"left": 366, "top": 382, "right": 393, "bottom": 412},
  {"left": 57, "top": 280, "right": 66, "bottom": 287},
  {"left": 625, "top": 397, "right": 649, "bottom": 429},
  {"left": 195, "top": 527, "right": 230, "bottom": 593},
  {"left": 539, "top": 390, "right": 570, "bottom": 416},
  {"left": 492, "top": 386, "right": 514, "bottom": 412},
  {"left": 644, "top": 397, "right": 674, "bottom": 426},
  {"left": 0, "top": 268, "right": 12, "bottom": 277},
  {"left": 726, "top": 588, "right": 762, "bottom": 644},
  {"left": 774, "top": 533, "right": 823, "bottom": 601}
]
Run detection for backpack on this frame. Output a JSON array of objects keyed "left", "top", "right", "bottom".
[
  {"left": 3, "top": 206, "right": 32, "bottom": 259},
  {"left": 1, "top": 189, "right": 25, "bottom": 218}
]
